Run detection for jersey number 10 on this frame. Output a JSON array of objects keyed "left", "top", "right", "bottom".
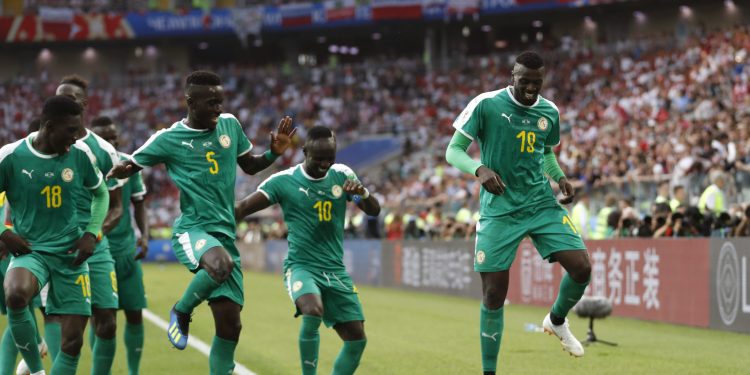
[{"left": 314, "top": 201, "right": 332, "bottom": 222}]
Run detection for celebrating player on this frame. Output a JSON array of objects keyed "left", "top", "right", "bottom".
[
  {"left": 236, "top": 126, "right": 381, "bottom": 375},
  {"left": 108, "top": 71, "right": 295, "bottom": 374},
  {"left": 445, "top": 51, "right": 591, "bottom": 374}
]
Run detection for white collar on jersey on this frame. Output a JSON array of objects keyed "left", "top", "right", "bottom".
[
  {"left": 25, "top": 132, "right": 58, "bottom": 159},
  {"left": 179, "top": 119, "right": 211, "bottom": 132},
  {"left": 507, "top": 86, "right": 541, "bottom": 108},
  {"left": 299, "top": 163, "right": 329, "bottom": 181}
]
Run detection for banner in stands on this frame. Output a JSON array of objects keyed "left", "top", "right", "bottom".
[
  {"left": 125, "top": 10, "right": 235, "bottom": 37},
  {"left": 710, "top": 239, "right": 750, "bottom": 334},
  {"left": 0, "top": 13, "right": 134, "bottom": 42}
]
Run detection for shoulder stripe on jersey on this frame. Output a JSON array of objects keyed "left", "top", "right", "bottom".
[
  {"left": 0, "top": 139, "right": 24, "bottom": 165},
  {"left": 73, "top": 140, "right": 99, "bottom": 166},
  {"left": 540, "top": 97, "right": 560, "bottom": 114},
  {"left": 131, "top": 124, "right": 179, "bottom": 167},
  {"left": 452, "top": 89, "right": 504, "bottom": 135},
  {"left": 219, "top": 113, "right": 239, "bottom": 122},
  {"left": 258, "top": 164, "right": 298, "bottom": 189},
  {"left": 330, "top": 163, "right": 355, "bottom": 177}
]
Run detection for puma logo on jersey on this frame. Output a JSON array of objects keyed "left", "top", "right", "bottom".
[
  {"left": 481, "top": 331, "right": 500, "bottom": 342},
  {"left": 21, "top": 169, "right": 33, "bottom": 179},
  {"left": 299, "top": 187, "right": 311, "bottom": 198},
  {"left": 303, "top": 359, "right": 317, "bottom": 368},
  {"left": 182, "top": 140, "right": 194, "bottom": 149},
  {"left": 501, "top": 113, "right": 512, "bottom": 124}
]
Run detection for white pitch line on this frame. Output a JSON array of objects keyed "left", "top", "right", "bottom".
[{"left": 143, "top": 309, "right": 257, "bottom": 375}]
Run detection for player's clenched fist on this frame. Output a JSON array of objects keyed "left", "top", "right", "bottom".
[
  {"left": 343, "top": 179, "right": 366, "bottom": 196},
  {"left": 0, "top": 230, "right": 31, "bottom": 257},
  {"left": 70, "top": 231, "right": 97, "bottom": 266},
  {"left": 476, "top": 165, "right": 506, "bottom": 195}
]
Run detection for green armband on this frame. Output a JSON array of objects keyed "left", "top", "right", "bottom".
[
  {"left": 263, "top": 150, "right": 280, "bottom": 162},
  {"left": 85, "top": 182, "right": 109, "bottom": 237},
  {"left": 543, "top": 147, "right": 566, "bottom": 182}
]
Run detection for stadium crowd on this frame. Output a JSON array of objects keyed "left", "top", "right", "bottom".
[{"left": 2, "top": 25, "right": 750, "bottom": 240}]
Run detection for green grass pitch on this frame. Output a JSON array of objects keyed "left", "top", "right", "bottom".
[{"left": 1, "top": 263, "right": 748, "bottom": 374}]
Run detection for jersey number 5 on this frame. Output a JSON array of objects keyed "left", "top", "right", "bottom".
[
  {"left": 314, "top": 201, "right": 332, "bottom": 222},
  {"left": 206, "top": 152, "right": 219, "bottom": 174},
  {"left": 41, "top": 185, "right": 62, "bottom": 208},
  {"left": 516, "top": 130, "right": 536, "bottom": 153}
]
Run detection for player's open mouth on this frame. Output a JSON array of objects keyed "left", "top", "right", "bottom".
[{"left": 524, "top": 92, "right": 536, "bottom": 100}]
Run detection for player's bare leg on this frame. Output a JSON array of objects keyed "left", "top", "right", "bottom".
[
  {"left": 90, "top": 307, "right": 117, "bottom": 374},
  {"left": 53, "top": 314, "right": 88, "bottom": 374},
  {"left": 208, "top": 298, "right": 241, "bottom": 375},
  {"left": 542, "top": 250, "right": 591, "bottom": 357},
  {"left": 479, "top": 271, "right": 509, "bottom": 375}
]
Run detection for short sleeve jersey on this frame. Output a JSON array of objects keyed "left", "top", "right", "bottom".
[
  {"left": 258, "top": 163, "right": 359, "bottom": 271},
  {"left": 0, "top": 135, "right": 103, "bottom": 253},
  {"left": 131, "top": 114, "right": 252, "bottom": 238},
  {"left": 0, "top": 192, "right": 6, "bottom": 226},
  {"left": 73, "top": 129, "right": 122, "bottom": 229},
  {"left": 452, "top": 86, "right": 561, "bottom": 217},
  {"left": 107, "top": 152, "right": 147, "bottom": 256}
]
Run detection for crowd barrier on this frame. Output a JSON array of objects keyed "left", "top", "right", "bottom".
[{"left": 144, "top": 238, "right": 749, "bottom": 334}]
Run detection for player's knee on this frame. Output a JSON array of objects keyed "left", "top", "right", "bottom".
[
  {"left": 94, "top": 316, "right": 117, "bottom": 339},
  {"left": 125, "top": 310, "right": 143, "bottom": 325},
  {"left": 4, "top": 285, "right": 33, "bottom": 310},
  {"left": 482, "top": 288, "right": 505, "bottom": 309},
  {"left": 60, "top": 333, "right": 84, "bottom": 356},
  {"left": 572, "top": 262, "right": 592, "bottom": 284}
]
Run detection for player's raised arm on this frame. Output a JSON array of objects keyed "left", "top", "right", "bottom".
[
  {"left": 107, "top": 159, "right": 142, "bottom": 180},
  {"left": 445, "top": 130, "right": 506, "bottom": 195},
  {"left": 235, "top": 192, "right": 273, "bottom": 222},
  {"left": 237, "top": 116, "right": 296, "bottom": 175}
]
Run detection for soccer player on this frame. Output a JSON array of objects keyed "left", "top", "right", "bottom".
[
  {"left": 0, "top": 95, "right": 108, "bottom": 375},
  {"left": 235, "top": 126, "right": 380, "bottom": 375},
  {"left": 55, "top": 75, "right": 124, "bottom": 375},
  {"left": 108, "top": 70, "right": 295, "bottom": 374},
  {"left": 92, "top": 116, "right": 150, "bottom": 375},
  {"left": 445, "top": 51, "right": 591, "bottom": 374}
]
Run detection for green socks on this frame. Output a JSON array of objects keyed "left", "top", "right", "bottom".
[
  {"left": 44, "top": 320, "right": 61, "bottom": 361},
  {"left": 332, "top": 339, "right": 366, "bottom": 375},
  {"left": 91, "top": 335, "right": 116, "bottom": 375},
  {"left": 175, "top": 269, "right": 221, "bottom": 314},
  {"left": 299, "top": 315, "right": 322, "bottom": 374},
  {"left": 480, "top": 305, "right": 504, "bottom": 372},
  {"left": 0, "top": 327, "right": 19, "bottom": 375},
  {"left": 8, "top": 307, "right": 43, "bottom": 373},
  {"left": 551, "top": 273, "right": 590, "bottom": 320},
  {"left": 51, "top": 351, "right": 79, "bottom": 375},
  {"left": 209, "top": 336, "right": 237, "bottom": 375},
  {"left": 124, "top": 322, "right": 144, "bottom": 375}
]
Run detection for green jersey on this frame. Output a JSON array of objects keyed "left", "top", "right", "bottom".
[
  {"left": 0, "top": 192, "right": 6, "bottom": 226},
  {"left": 132, "top": 114, "right": 252, "bottom": 238},
  {"left": 258, "top": 163, "right": 359, "bottom": 271},
  {"left": 0, "top": 135, "right": 103, "bottom": 253},
  {"left": 453, "top": 86, "right": 561, "bottom": 218},
  {"left": 73, "top": 129, "right": 122, "bottom": 230},
  {"left": 108, "top": 152, "right": 147, "bottom": 256}
]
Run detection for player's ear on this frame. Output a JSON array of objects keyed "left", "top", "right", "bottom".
[{"left": 302, "top": 146, "right": 307, "bottom": 156}]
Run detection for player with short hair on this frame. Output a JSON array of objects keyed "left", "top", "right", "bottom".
[
  {"left": 108, "top": 70, "right": 295, "bottom": 374},
  {"left": 235, "top": 126, "right": 381, "bottom": 375},
  {"left": 92, "top": 116, "right": 149, "bottom": 375},
  {"left": 445, "top": 51, "right": 591, "bottom": 374},
  {"left": 55, "top": 75, "right": 124, "bottom": 375},
  {"left": 0, "top": 95, "right": 109, "bottom": 375}
]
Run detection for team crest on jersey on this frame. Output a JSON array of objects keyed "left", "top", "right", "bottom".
[
  {"left": 292, "top": 281, "right": 303, "bottom": 292},
  {"left": 61, "top": 168, "right": 74, "bottom": 182},
  {"left": 219, "top": 135, "right": 231, "bottom": 148},
  {"left": 331, "top": 185, "right": 343, "bottom": 198},
  {"left": 476, "top": 250, "right": 486, "bottom": 264},
  {"left": 195, "top": 239, "right": 207, "bottom": 250},
  {"left": 537, "top": 117, "right": 548, "bottom": 131}
]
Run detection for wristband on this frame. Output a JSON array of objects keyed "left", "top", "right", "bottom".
[{"left": 264, "top": 150, "right": 280, "bottom": 161}]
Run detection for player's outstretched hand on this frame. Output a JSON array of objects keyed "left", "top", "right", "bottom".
[
  {"left": 70, "top": 232, "right": 97, "bottom": 266},
  {"left": 557, "top": 177, "right": 575, "bottom": 205},
  {"left": 476, "top": 166, "right": 506, "bottom": 195},
  {"left": 107, "top": 161, "right": 133, "bottom": 180},
  {"left": 0, "top": 230, "right": 31, "bottom": 257},
  {"left": 270, "top": 116, "right": 297, "bottom": 155},
  {"left": 343, "top": 179, "right": 366, "bottom": 196},
  {"left": 134, "top": 236, "right": 149, "bottom": 260}
]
